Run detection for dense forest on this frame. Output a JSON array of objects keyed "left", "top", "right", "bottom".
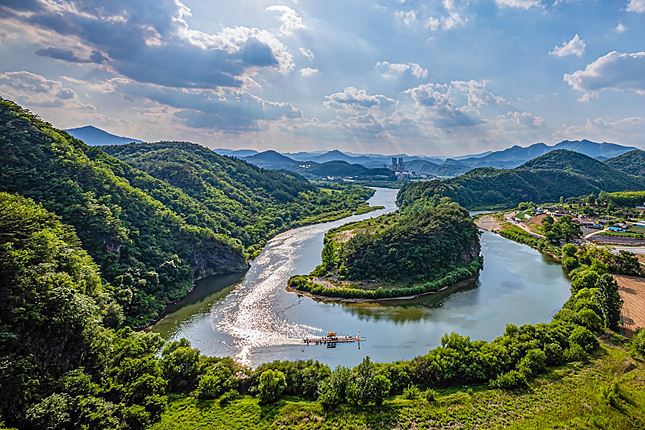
[
  {"left": 0, "top": 99, "right": 373, "bottom": 325},
  {"left": 604, "top": 149, "right": 645, "bottom": 176},
  {"left": 397, "top": 150, "right": 645, "bottom": 210},
  {"left": 289, "top": 198, "right": 481, "bottom": 299}
]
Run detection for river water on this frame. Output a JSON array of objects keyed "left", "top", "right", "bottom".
[{"left": 152, "top": 188, "right": 571, "bottom": 368}]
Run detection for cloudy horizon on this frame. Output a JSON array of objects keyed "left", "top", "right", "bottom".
[{"left": 1, "top": 0, "right": 644, "bottom": 156}]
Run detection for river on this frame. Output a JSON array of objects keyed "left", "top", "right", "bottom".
[{"left": 152, "top": 188, "right": 571, "bottom": 368}]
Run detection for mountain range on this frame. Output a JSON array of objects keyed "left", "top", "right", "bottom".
[{"left": 397, "top": 149, "right": 645, "bottom": 210}]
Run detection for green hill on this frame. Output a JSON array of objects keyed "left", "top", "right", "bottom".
[
  {"left": 102, "top": 143, "right": 373, "bottom": 255},
  {"left": 605, "top": 149, "right": 645, "bottom": 176},
  {"left": 398, "top": 150, "right": 645, "bottom": 209},
  {"left": 289, "top": 198, "right": 481, "bottom": 299}
]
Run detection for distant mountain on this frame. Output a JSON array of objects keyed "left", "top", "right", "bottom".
[
  {"left": 214, "top": 148, "right": 259, "bottom": 158},
  {"left": 398, "top": 150, "right": 645, "bottom": 210},
  {"left": 245, "top": 150, "right": 301, "bottom": 170},
  {"left": 243, "top": 151, "right": 394, "bottom": 179},
  {"left": 65, "top": 125, "right": 142, "bottom": 146},
  {"left": 306, "top": 160, "right": 394, "bottom": 179},
  {"left": 604, "top": 150, "right": 645, "bottom": 177},
  {"left": 454, "top": 139, "right": 637, "bottom": 173}
]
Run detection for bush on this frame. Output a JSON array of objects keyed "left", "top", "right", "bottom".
[
  {"left": 561, "top": 243, "right": 577, "bottom": 258},
  {"left": 574, "top": 308, "right": 603, "bottom": 332},
  {"left": 490, "top": 370, "right": 527, "bottom": 389},
  {"left": 562, "top": 256, "right": 579, "bottom": 272},
  {"left": 258, "top": 370, "right": 287, "bottom": 404},
  {"left": 402, "top": 385, "right": 421, "bottom": 400},
  {"left": 218, "top": 390, "right": 240, "bottom": 406},
  {"left": 424, "top": 389, "right": 437, "bottom": 403},
  {"left": 564, "top": 344, "right": 587, "bottom": 362},
  {"left": 569, "top": 326, "right": 599, "bottom": 352},
  {"left": 631, "top": 329, "right": 645, "bottom": 358},
  {"left": 543, "top": 343, "right": 564, "bottom": 366},
  {"left": 346, "top": 357, "right": 391, "bottom": 406},
  {"left": 318, "top": 366, "right": 351, "bottom": 409},
  {"left": 517, "top": 349, "right": 547, "bottom": 377}
]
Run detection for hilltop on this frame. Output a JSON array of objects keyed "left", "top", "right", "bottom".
[
  {"left": 605, "top": 149, "right": 645, "bottom": 176},
  {"left": 65, "top": 125, "right": 143, "bottom": 146}
]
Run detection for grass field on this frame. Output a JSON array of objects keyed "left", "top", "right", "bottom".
[{"left": 153, "top": 341, "right": 644, "bottom": 430}]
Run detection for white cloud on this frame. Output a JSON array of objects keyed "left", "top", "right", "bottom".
[
  {"left": 323, "top": 87, "right": 396, "bottom": 111},
  {"left": 564, "top": 51, "right": 645, "bottom": 101},
  {"left": 299, "top": 67, "right": 319, "bottom": 77},
  {"left": 495, "top": 0, "right": 542, "bottom": 9},
  {"left": 554, "top": 116, "right": 645, "bottom": 146},
  {"left": 425, "top": 13, "right": 465, "bottom": 31},
  {"left": 627, "top": 0, "right": 645, "bottom": 13},
  {"left": 299, "top": 47, "right": 315, "bottom": 60},
  {"left": 395, "top": 10, "right": 417, "bottom": 26},
  {"left": 266, "top": 5, "right": 305, "bottom": 35},
  {"left": 615, "top": 22, "right": 628, "bottom": 33},
  {"left": 550, "top": 34, "right": 586, "bottom": 58},
  {"left": 375, "top": 61, "right": 428, "bottom": 79}
]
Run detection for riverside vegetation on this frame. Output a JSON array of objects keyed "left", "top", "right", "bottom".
[
  {"left": 288, "top": 197, "right": 481, "bottom": 299},
  {"left": 1, "top": 98, "right": 644, "bottom": 429}
]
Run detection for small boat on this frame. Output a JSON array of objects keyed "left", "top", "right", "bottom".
[{"left": 303, "top": 331, "right": 364, "bottom": 345}]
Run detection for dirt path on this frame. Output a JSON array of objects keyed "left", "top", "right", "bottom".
[{"left": 614, "top": 274, "right": 645, "bottom": 336}]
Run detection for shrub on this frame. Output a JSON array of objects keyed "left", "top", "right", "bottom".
[
  {"left": 561, "top": 243, "right": 577, "bottom": 258},
  {"left": 258, "top": 370, "right": 287, "bottom": 404},
  {"left": 631, "top": 329, "right": 645, "bottom": 358},
  {"left": 490, "top": 370, "right": 527, "bottom": 389},
  {"left": 564, "top": 344, "right": 587, "bottom": 362},
  {"left": 562, "top": 256, "right": 579, "bottom": 272},
  {"left": 346, "top": 357, "right": 391, "bottom": 406},
  {"left": 424, "top": 389, "right": 437, "bottom": 403},
  {"left": 569, "top": 326, "right": 599, "bottom": 352},
  {"left": 517, "top": 349, "right": 546, "bottom": 377},
  {"left": 402, "top": 385, "right": 421, "bottom": 400},
  {"left": 543, "top": 343, "right": 564, "bottom": 366},
  {"left": 574, "top": 309, "right": 603, "bottom": 332},
  {"left": 318, "top": 366, "right": 351, "bottom": 409},
  {"left": 218, "top": 389, "right": 240, "bottom": 406}
]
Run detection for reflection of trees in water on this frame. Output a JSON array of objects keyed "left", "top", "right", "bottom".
[{"left": 342, "top": 280, "right": 479, "bottom": 324}]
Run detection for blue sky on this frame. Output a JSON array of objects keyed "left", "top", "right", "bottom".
[{"left": 1, "top": 0, "right": 644, "bottom": 156}]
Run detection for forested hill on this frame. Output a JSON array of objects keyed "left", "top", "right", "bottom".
[
  {"left": 0, "top": 99, "right": 372, "bottom": 325},
  {"left": 397, "top": 150, "right": 645, "bottom": 209},
  {"left": 604, "top": 149, "right": 645, "bottom": 177},
  {"left": 102, "top": 143, "right": 375, "bottom": 254}
]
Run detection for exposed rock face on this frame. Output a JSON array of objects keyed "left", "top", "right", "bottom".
[{"left": 190, "top": 247, "right": 248, "bottom": 279}]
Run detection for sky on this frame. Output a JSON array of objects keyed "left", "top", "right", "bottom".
[{"left": 0, "top": 0, "right": 644, "bottom": 156}]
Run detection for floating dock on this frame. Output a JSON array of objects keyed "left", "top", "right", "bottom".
[{"left": 303, "top": 332, "right": 364, "bottom": 346}]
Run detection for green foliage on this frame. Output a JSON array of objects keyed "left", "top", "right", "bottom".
[
  {"left": 604, "top": 150, "right": 645, "bottom": 177},
  {"left": 631, "top": 330, "right": 645, "bottom": 358},
  {"left": 318, "top": 367, "right": 351, "bottom": 409},
  {"left": 542, "top": 215, "right": 582, "bottom": 243},
  {"left": 569, "top": 326, "right": 599, "bottom": 352},
  {"left": 490, "top": 370, "right": 528, "bottom": 390},
  {"left": 402, "top": 385, "right": 421, "bottom": 400},
  {"left": 564, "top": 344, "right": 588, "bottom": 362},
  {"left": 517, "top": 349, "right": 547, "bottom": 377},
  {"left": 346, "top": 357, "right": 391, "bottom": 407},
  {"left": 162, "top": 339, "right": 201, "bottom": 393},
  {"left": 595, "top": 274, "right": 623, "bottom": 330},
  {"left": 258, "top": 370, "right": 287, "bottom": 404},
  {"left": 397, "top": 150, "right": 645, "bottom": 209}
]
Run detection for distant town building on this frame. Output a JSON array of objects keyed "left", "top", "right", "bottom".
[{"left": 391, "top": 157, "right": 405, "bottom": 172}]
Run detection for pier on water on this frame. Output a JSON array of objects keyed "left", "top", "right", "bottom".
[{"left": 303, "top": 332, "right": 364, "bottom": 347}]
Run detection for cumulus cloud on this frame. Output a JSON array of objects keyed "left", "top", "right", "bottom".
[
  {"left": 615, "top": 22, "right": 628, "bottom": 33},
  {"left": 299, "top": 67, "right": 319, "bottom": 77},
  {"left": 375, "top": 61, "right": 428, "bottom": 79},
  {"left": 323, "top": 87, "right": 396, "bottom": 111},
  {"left": 266, "top": 5, "right": 304, "bottom": 35},
  {"left": 627, "top": 0, "right": 645, "bottom": 13},
  {"left": 119, "top": 82, "right": 301, "bottom": 133},
  {"left": 550, "top": 34, "right": 586, "bottom": 58},
  {"left": 395, "top": 10, "right": 417, "bottom": 26},
  {"left": 0, "top": 0, "right": 293, "bottom": 89},
  {"left": 564, "top": 51, "right": 645, "bottom": 101},
  {"left": 0, "top": 70, "right": 94, "bottom": 111},
  {"left": 554, "top": 116, "right": 645, "bottom": 146},
  {"left": 406, "top": 83, "right": 480, "bottom": 128},
  {"left": 299, "top": 47, "right": 315, "bottom": 60},
  {"left": 495, "top": 0, "right": 542, "bottom": 9},
  {"left": 425, "top": 13, "right": 465, "bottom": 31}
]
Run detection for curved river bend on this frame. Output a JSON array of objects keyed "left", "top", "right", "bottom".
[{"left": 153, "top": 188, "right": 570, "bottom": 368}]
